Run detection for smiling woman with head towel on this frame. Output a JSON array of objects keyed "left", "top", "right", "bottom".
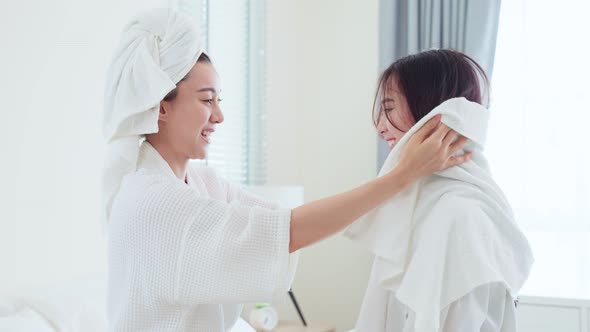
[
  {"left": 345, "top": 49, "right": 534, "bottom": 332},
  {"left": 102, "top": 9, "right": 473, "bottom": 331}
]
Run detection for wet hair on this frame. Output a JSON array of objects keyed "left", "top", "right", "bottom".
[
  {"left": 162, "top": 52, "right": 211, "bottom": 102},
  {"left": 373, "top": 49, "right": 489, "bottom": 131}
]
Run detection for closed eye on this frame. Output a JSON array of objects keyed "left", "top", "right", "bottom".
[{"left": 202, "top": 98, "right": 223, "bottom": 105}]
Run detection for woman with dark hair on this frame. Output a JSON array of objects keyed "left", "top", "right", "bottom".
[
  {"left": 345, "top": 50, "right": 533, "bottom": 332},
  {"left": 374, "top": 49, "right": 489, "bottom": 146},
  {"left": 103, "top": 9, "right": 475, "bottom": 331}
]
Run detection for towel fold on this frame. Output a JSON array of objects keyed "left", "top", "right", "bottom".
[{"left": 345, "top": 97, "right": 534, "bottom": 332}]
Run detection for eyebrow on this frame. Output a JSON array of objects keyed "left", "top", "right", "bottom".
[
  {"left": 197, "top": 87, "right": 218, "bottom": 93},
  {"left": 381, "top": 98, "right": 395, "bottom": 104}
]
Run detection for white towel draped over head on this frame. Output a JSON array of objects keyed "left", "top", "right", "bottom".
[
  {"left": 345, "top": 97, "right": 533, "bottom": 332},
  {"left": 102, "top": 8, "right": 203, "bottom": 223}
]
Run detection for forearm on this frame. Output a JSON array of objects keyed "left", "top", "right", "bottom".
[{"left": 289, "top": 167, "right": 415, "bottom": 253}]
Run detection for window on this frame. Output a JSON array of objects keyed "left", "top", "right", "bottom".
[
  {"left": 489, "top": 0, "right": 590, "bottom": 297},
  {"left": 488, "top": 0, "right": 590, "bottom": 232},
  {"left": 178, "top": 0, "right": 268, "bottom": 185}
]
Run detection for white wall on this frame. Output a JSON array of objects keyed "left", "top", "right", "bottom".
[
  {"left": 267, "top": 1, "right": 379, "bottom": 330},
  {"left": 0, "top": 0, "right": 176, "bottom": 295},
  {"left": 1, "top": 0, "right": 379, "bottom": 330},
  {"left": 266, "top": 0, "right": 300, "bottom": 185}
]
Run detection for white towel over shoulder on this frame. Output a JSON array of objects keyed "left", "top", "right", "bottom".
[{"left": 345, "top": 97, "right": 534, "bottom": 332}]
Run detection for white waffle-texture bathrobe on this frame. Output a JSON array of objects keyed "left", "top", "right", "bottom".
[{"left": 103, "top": 8, "right": 297, "bottom": 331}]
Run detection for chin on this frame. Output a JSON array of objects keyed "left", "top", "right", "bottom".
[
  {"left": 188, "top": 151, "right": 206, "bottom": 160},
  {"left": 188, "top": 145, "right": 207, "bottom": 160},
  {"left": 182, "top": 137, "right": 206, "bottom": 159}
]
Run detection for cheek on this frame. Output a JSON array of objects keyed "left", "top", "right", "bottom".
[
  {"left": 194, "top": 107, "right": 210, "bottom": 128},
  {"left": 183, "top": 103, "right": 210, "bottom": 128},
  {"left": 168, "top": 108, "right": 208, "bottom": 141},
  {"left": 393, "top": 128, "right": 406, "bottom": 139},
  {"left": 385, "top": 122, "right": 403, "bottom": 138}
]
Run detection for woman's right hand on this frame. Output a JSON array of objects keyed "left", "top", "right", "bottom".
[
  {"left": 289, "top": 115, "right": 472, "bottom": 253},
  {"left": 396, "top": 115, "right": 472, "bottom": 181}
]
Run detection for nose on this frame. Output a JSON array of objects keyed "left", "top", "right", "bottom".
[
  {"left": 376, "top": 113, "right": 387, "bottom": 136},
  {"left": 210, "top": 103, "right": 224, "bottom": 124}
]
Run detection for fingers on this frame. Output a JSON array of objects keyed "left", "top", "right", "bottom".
[
  {"left": 449, "top": 135, "right": 469, "bottom": 154},
  {"left": 432, "top": 123, "right": 452, "bottom": 141},
  {"left": 442, "top": 130, "right": 459, "bottom": 146},
  {"left": 448, "top": 152, "right": 473, "bottom": 167},
  {"left": 414, "top": 115, "right": 441, "bottom": 142}
]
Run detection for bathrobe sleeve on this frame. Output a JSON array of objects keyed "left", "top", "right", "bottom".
[
  {"left": 136, "top": 176, "right": 295, "bottom": 306},
  {"left": 226, "top": 184, "right": 283, "bottom": 209},
  {"left": 196, "top": 166, "right": 284, "bottom": 210}
]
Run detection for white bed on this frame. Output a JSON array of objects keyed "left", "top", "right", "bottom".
[{"left": 0, "top": 275, "right": 254, "bottom": 332}]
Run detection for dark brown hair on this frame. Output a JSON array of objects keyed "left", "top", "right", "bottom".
[
  {"left": 373, "top": 49, "right": 489, "bottom": 131},
  {"left": 163, "top": 52, "right": 211, "bottom": 101}
]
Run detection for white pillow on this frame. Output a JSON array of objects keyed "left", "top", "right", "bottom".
[
  {"left": 17, "top": 276, "right": 108, "bottom": 332},
  {"left": 0, "top": 307, "right": 55, "bottom": 332},
  {"left": 0, "top": 300, "right": 15, "bottom": 316}
]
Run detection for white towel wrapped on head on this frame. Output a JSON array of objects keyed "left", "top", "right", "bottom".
[
  {"left": 345, "top": 97, "right": 534, "bottom": 332},
  {"left": 102, "top": 8, "right": 203, "bottom": 223}
]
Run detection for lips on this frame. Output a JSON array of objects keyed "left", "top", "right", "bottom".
[
  {"left": 386, "top": 137, "right": 397, "bottom": 148},
  {"left": 200, "top": 128, "right": 215, "bottom": 144}
]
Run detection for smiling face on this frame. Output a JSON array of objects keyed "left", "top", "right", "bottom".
[
  {"left": 373, "top": 50, "right": 490, "bottom": 151},
  {"left": 158, "top": 59, "right": 224, "bottom": 160},
  {"left": 375, "top": 77, "right": 416, "bottom": 150}
]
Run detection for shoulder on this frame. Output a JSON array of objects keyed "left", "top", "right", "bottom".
[
  {"left": 189, "top": 164, "right": 218, "bottom": 178},
  {"left": 118, "top": 171, "right": 202, "bottom": 217},
  {"left": 188, "top": 164, "right": 227, "bottom": 189}
]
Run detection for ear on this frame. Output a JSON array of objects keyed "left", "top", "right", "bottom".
[{"left": 158, "top": 101, "right": 170, "bottom": 122}]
